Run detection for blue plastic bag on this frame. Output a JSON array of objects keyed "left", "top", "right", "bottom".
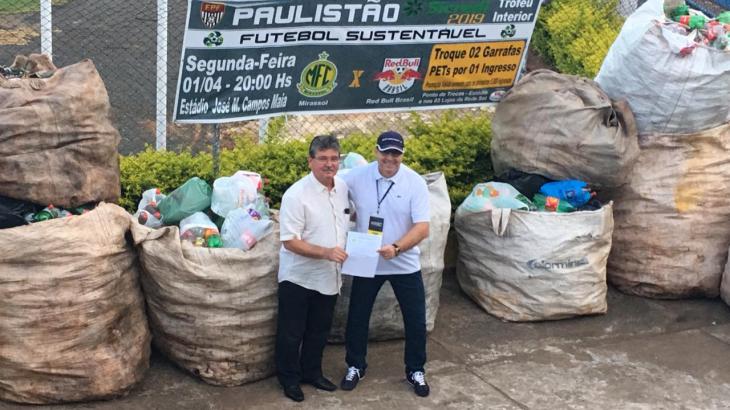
[{"left": 539, "top": 180, "right": 592, "bottom": 208}]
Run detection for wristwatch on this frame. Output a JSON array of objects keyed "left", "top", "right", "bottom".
[{"left": 392, "top": 243, "right": 401, "bottom": 256}]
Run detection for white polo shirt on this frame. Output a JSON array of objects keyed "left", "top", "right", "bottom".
[
  {"left": 341, "top": 162, "right": 430, "bottom": 275},
  {"left": 278, "top": 173, "right": 349, "bottom": 295}
]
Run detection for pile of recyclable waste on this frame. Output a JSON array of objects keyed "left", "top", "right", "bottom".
[{"left": 133, "top": 172, "right": 273, "bottom": 251}]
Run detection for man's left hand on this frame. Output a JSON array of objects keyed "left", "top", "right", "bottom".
[{"left": 377, "top": 245, "right": 397, "bottom": 260}]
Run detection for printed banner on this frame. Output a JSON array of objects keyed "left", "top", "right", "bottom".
[{"left": 173, "top": 0, "right": 542, "bottom": 123}]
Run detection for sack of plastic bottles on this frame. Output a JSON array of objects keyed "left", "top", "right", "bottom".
[
  {"left": 459, "top": 182, "right": 536, "bottom": 213},
  {"left": 179, "top": 212, "right": 222, "bottom": 248},
  {"left": 533, "top": 194, "right": 577, "bottom": 213},
  {"left": 221, "top": 206, "right": 274, "bottom": 250},
  {"left": 232, "top": 170, "right": 264, "bottom": 192},
  {"left": 158, "top": 177, "right": 212, "bottom": 225},
  {"left": 539, "top": 180, "right": 593, "bottom": 208},
  {"left": 211, "top": 175, "right": 258, "bottom": 218},
  {"left": 134, "top": 188, "right": 166, "bottom": 228}
]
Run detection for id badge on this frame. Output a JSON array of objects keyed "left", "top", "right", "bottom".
[{"left": 368, "top": 216, "right": 384, "bottom": 236}]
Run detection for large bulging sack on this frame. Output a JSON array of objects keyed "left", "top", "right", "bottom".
[
  {"left": 0, "top": 203, "right": 150, "bottom": 404},
  {"left": 596, "top": 0, "right": 730, "bottom": 134},
  {"left": 492, "top": 69, "right": 638, "bottom": 189},
  {"left": 0, "top": 55, "right": 121, "bottom": 207},
  {"left": 608, "top": 123, "right": 730, "bottom": 298},
  {"left": 132, "top": 222, "right": 280, "bottom": 386},
  {"left": 329, "top": 172, "right": 451, "bottom": 342},
  {"left": 455, "top": 204, "right": 613, "bottom": 322}
]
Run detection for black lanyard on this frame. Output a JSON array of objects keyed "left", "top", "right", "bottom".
[{"left": 376, "top": 179, "right": 395, "bottom": 214}]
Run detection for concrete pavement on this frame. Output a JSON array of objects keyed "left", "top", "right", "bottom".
[{"left": 3, "top": 272, "right": 730, "bottom": 409}]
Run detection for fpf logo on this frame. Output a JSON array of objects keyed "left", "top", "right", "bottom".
[
  {"left": 200, "top": 2, "right": 225, "bottom": 28},
  {"left": 297, "top": 52, "right": 338, "bottom": 98}
]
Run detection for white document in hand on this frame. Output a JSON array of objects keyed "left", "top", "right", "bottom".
[{"left": 342, "top": 231, "right": 382, "bottom": 278}]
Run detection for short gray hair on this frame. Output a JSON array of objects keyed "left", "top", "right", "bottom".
[{"left": 308, "top": 135, "right": 340, "bottom": 158}]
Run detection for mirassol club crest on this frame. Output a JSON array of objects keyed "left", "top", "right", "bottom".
[
  {"left": 374, "top": 58, "right": 422, "bottom": 95},
  {"left": 200, "top": 2, "right": 225, "bottom": 28},
  {"left": 297, "top": 52, "right": 338, "bottom": 98}
]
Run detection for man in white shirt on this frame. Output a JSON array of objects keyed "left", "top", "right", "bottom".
[
  {"left": 339, "top": 131, "right": 432, "bottom": 397},
  {"left": 276, "top": 135, "right": 350, "bottom": 402}
]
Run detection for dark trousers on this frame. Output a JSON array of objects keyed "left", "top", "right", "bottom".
[
  {"left": 345, "top": 271, "right": 427, "bottom": 374},
  {"left": 275, "top": 280, "right": 338, "bottom": 387}
]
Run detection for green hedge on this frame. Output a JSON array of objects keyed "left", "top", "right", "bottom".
[
  {"left": 120, "top": 111, "right": 493, "bottom": 212},
  {"left": 532, "top": 0, "right": 623, "bottom": 78}
]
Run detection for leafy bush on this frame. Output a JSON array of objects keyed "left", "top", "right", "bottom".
[
  {"left": 533, "top": 0, "right": 623, "bottom": 77},
  {"left": 120, "top": 111, "right": 493, "bottom": 212},
  {"left": 120, "top": 149, "right": 213, "bottom": 211},
  {"left": 405, "top": 111, "right": 493, "bottom": 206}
]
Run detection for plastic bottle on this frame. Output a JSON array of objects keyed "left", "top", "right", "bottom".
[
  {"left": 675, "top": 14, "right": 707, "bottom": 30},
  {"left": 533, "top": 194, "right": 576, "bottom": 213},
  {"left": 203, "top": 228, "right": 222, "bottom": 248},
  {"left": 718, "top": 11, "right": 730, "bottom": 24},
  {"left": 32, "top": 204, "right": 71, "bottom": 222},
  {"left": 711, "top": 25, "right": 728, "bottom": 49},
  {"left": 669, "top": 4, "right": 690, "bottom": 20}
]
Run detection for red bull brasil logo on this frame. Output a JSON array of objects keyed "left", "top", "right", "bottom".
[{"left": 374, "top": 57, "right": 422, "bottom": 95}]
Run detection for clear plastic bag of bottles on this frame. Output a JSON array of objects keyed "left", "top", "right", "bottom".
[
  {"left": 211, "top": 175, "right": 258, "bottom": 218},
  {"left": 221, "top": 206, "right": 274, "bottom": 250},
  {"left": 459, "top": 182, "right": 536, "bottom": 213},
  {"left": 134, "top": 188, "right": 166, "bottom": 228},
  {"left": 232, "top": 170, "right": 264, "bottom": 192},
  {"left": 179, "top": 212, "right": 222, "bottom": 248}
]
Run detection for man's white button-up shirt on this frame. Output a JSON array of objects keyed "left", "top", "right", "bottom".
[{"left": 278, "top": 173, "right": 349, "bottom": 295}]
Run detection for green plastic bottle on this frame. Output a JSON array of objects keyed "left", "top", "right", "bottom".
[
  {"left": 674, "top": 14, "right": 708, "bottom": 30},
  {"left": 33, "top": 205, "right": 60, "bottom": 222},
  {"left": 718, "top": 11, "right": 730, "bottom": 24},
  {"left": 206, "top": 234, "right": 223, "bottom": 248},
  {"left": 533, "top": 194, "right": 576, "bottom": 213},
  {"left": 670, "top": 4, "right": 690, "bottom": 19}
]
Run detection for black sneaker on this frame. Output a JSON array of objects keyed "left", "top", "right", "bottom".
[
  {"left": 340, "top": 366, "right": 365, "bottom": 391},
  {"left": 406, "top": 371, "right": 430, "bottom": 397}
]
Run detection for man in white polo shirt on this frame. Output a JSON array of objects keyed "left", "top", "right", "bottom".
[
  {"left": 339, "top": 131, "right": 431, "bottom": 397},
  {"left": 276, "top": 135, "right": 350, "bottom": 402}
]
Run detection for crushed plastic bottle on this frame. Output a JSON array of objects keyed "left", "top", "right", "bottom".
[
  {"left": 675, "top": 14, "right": 707, "bottom": 30},
  {"left": 30, "top": 204, "right": 72, "bottom": 222},
  {"left": 669, "top": 3, "right": 690, "bottom": 20},
  {"left": 718, "top": 11, "right": 730, "bottom": 25},
  {"left": 532, "top": 194, "right": 577, "bottom": 213}
]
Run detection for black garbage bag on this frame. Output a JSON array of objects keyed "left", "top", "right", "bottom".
[
  {"left": 493, "top": 169, "right": 553, "bottom": 199},
  {"left": 0, "top": 196, "right": 41, "bottom": 229}
]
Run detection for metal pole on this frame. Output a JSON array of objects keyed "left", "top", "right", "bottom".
[
  {"left": 40, "top": 0, "right": 52, "bottom": 57},
  {"left": 258, "top": 118, "right": 269, "bottom": 143},
  {"left": 156, "top": 0, "right": 168, "bottom": 150},
  {"left": 212, "top": 124, "right": 220, "bottom": 177}
]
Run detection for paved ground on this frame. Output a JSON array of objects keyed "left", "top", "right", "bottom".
[{"left": 3, "top": 272, "right": 730, "bottom": 410}]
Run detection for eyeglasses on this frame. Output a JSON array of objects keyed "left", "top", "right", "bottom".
[{"left": 314, "top": 155, "right": 340, "bottom": 163}]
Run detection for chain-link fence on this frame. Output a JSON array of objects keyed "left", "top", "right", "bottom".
[{"left": 4, "top": 0, "right": 710, "bottom": 155}]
